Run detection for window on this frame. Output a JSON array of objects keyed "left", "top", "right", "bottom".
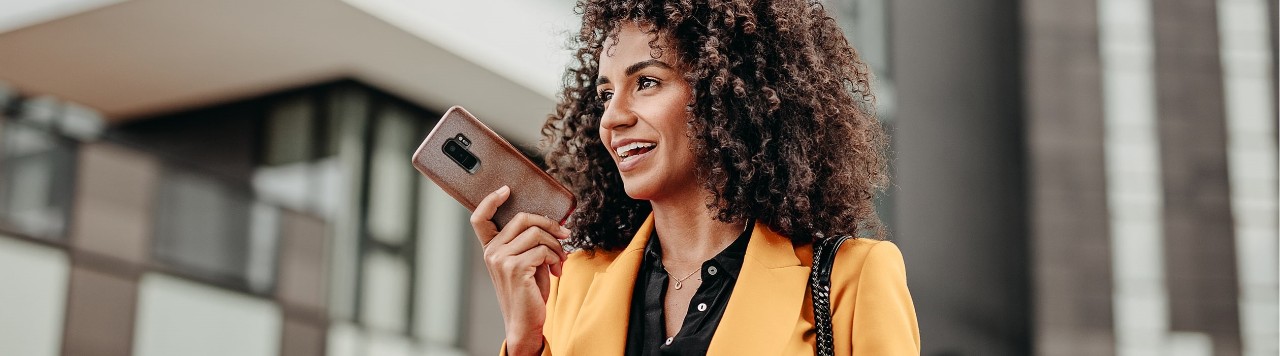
[
  {"left": 152, "top": 168, "right": 279, "bottom": 294},
  {"left": 0, "top": 117, "right": 77, "bottom": 241},
  {"left": 356, "top": 100, "right": 427, "bottom": 335}
]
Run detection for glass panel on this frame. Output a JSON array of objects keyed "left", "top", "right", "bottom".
[
  {"left": 19, "top": 96, "right": 59, "bottom": 127},
  {"left": 327, "top": 86, "right": 370, "bottom": 323},
  {"left": 357, "top": 100, "right": 421, "bottom": 338},
  {"left": 326, "top": 321, "right": 362, "bottom": 356},
  {"left": 0, "top": 236, "right": 69, "bottom": 356},
  {"left": 133, "top": 274, "right": 282, "bottom": 356},
  {"left": 152, "top": 169, "right": 275, "bottom": 293},
  {"left": 832, "top": 0, "right": 889, "bottom": 74},
  {"left": 252, "top": 160, "right": 313, "bottom": 212},
  {"left": 415, "top": 180, "right": 469, "bottom": 346},
  {"left": 360, "top": 249, "right": 410, "bottom": 334},
  {"left": 364, "top": 331, "right": 417, "bottom": 356},
  {"left": 312, "top": 156, "right": 345, "bottom": 219},
  {"left": 366, "top": 105, "right": 417, "bottom": 245},
  {"left": 0, "top": 121, "right": 75, "bottom": 240},
  {"left": 828, "top": 0, "right": 895, "bottom": 121},
  {"left": 256, "top": 95, "right": 319, "bottom": 213},
  {"left": 0, "top": 82, "right": 15, "bottom": 108},
  {"left": 263, "top": 95, "right": 315, "bottom": 166},
  {"left": 465, "top": 244, "right": 505, "bottom": 355},
  {"left": 253, "top": 91, "right": 343, "bottom": 217},
  {"left": 246, "top": 202, "right": 281, "bottom": 293}
]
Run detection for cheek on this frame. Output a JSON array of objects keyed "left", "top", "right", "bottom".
[
  {"left": 598, "top": 127, "right": 610, "bottom": 150},
  {"left": 660, "top": 123, "right": 695, "bottom": 164}
]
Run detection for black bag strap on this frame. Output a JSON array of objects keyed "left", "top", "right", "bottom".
[{"left": 810, "top": 235, "right": 852, "bottom": 356}]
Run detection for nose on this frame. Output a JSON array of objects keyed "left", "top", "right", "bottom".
[{"left": 599, "top": 92, "right": 636, "bottom": 131}]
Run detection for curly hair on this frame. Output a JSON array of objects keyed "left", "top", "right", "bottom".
[{"left": 541, "top": 0, "right": 888, "bottom": 252}]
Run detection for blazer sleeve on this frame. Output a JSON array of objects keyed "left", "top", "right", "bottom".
[
  {"left": 847, "top": 241, "right": 921, "bottom": 355},
  {"left": 499, "top": 337, "right": 553, "bottom": 356}
]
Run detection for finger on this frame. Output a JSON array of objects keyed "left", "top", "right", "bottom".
[
  {"left": 550, "top": 256, "right": 564, "bottom": 277},
  {"left": 536, "top": 263, "right": 551, "bottom": 302},
  {"left": 521, "top": 245, "right": 559, "bottom": 302},
  {"left": 487, "top": 212, "right": 569, "bottom": 249},
  {"left": 469, "top": 186, "right": 511, "bottom": 246},
  {"left": 511, "top": 212, "right": 572, "bottom": 240},
  {"left": 492, "top": 245, "right": 560, "bottom": 308},
  {"left": 499, "top": 225, "right": 569, "bottom": 263},
  {"left": 505, "top": 245, "right": 562, "bottom": 280}
]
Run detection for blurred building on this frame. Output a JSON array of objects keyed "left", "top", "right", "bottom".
[{"left": 0, "top": 1, "right": 1274, "bottom": 356}]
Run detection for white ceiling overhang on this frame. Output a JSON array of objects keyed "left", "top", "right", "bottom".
[{"left": 0, "top": 0, "right": 577, "bottom": 144}]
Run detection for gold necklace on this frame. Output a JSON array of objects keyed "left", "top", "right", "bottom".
[
  {"left": 663, "top": 267, "right": 700, "bottom": 290},
  {"left": 658, "top": 220, "right": 750, "bottom": 290}
]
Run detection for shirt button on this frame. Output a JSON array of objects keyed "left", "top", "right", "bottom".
[
  {"left": 664, "top": 337, "right": 674, "bottom": 345},
  {"left": 697, "top": 303, "right": 708, "bottom": 312},
  {"left": 708, "top": 266, "right": 718, "bottom": 275}
]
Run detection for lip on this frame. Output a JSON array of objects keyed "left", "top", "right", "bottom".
[
  {"left": 610, "top": 138, "right": 657, "bottom": 173},
  {"left": 616, "top": 146, "right": 655, "bottom": 172}
]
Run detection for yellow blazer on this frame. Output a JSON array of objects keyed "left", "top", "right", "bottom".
[{"left": 502, "top": 214, "right": 920, "bottom": 355}]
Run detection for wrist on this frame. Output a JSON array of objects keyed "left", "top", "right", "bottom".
[{"left": 505, "top": 334, "right": 544, "bottom": 356}]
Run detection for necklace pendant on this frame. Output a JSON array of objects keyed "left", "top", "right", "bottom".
[{"left": 674, "top": 281, "right": 683, "bottom": 290}]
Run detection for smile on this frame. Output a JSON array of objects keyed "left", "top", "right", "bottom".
[{"left": 616, "top": 142, "right": 657, "bottom": 161}]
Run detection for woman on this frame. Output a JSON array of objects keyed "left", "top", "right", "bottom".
[{"left": 469, "top": 0, "right": 919, "bottom": 355}]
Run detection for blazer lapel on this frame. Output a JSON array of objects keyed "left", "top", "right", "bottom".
[
  {"left": 707, "top": 222, "right": 812, "bottom": 356},
  {"left": 564, "top": 214, "right": 654, "bottom": 356}
]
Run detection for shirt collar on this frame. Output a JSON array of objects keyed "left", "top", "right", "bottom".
[{"left": 642, "top": 218, "right": 755, "bottom": 279}]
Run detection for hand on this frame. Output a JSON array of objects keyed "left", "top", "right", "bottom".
[{"left": 470, "top": 185, "right": 571, "bottom": 355}]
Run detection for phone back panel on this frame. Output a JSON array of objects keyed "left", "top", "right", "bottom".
[{"left": 412, "top": 106, "right": 575, "bottom": 228}]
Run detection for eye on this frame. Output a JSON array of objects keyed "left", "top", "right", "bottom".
[
  {"left": 598, "top": 89, "right": 614, "bottom": 102},
  {"left": 638, "top": 77, "right": 659, "bottom": 90}
]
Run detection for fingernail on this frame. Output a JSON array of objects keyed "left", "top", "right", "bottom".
[
  {"left": 498, "top": 185, "right": 510, "bottom": 195},
  {"left": 559, "top": 226, "right": 571, "bottom": 235}
]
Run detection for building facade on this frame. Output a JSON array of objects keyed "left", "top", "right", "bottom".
[{"left": 0, "top": 0, "right": 1275, "bottom": 356}]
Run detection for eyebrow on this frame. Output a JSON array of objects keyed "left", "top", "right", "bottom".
[{"left": 596, "top": 59, "right": 674, "bottom": 86}]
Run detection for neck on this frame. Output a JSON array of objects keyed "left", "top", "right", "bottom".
[{"left": 650, "top": 189, "right": 748, "bottom": 263}]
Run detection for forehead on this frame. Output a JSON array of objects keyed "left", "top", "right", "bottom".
[{"left": 600, "top": 22, "right": 674, "bottom": 65}]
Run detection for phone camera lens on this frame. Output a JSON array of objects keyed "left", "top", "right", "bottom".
[{"left": 442, "top": 139, "right": 480, "bottom": 172}]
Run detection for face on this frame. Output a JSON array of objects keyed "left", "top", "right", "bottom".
[{"left": 596, "top": 22, "right": 698, "bottom": 201}]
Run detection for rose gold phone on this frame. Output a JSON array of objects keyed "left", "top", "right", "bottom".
[{"left": 412, "top": 106, "right": 575, "bottom": 229}]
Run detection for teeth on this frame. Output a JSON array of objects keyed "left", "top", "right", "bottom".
[{"left": 615, "top": 142, "right": 656, "bottom": 158}]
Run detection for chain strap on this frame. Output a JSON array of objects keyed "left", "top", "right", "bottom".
[{"left": 810, "top": 235, "right": 852, "bottom": 356}]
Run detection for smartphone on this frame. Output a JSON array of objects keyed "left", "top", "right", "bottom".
[{"left": 412, "top": 106, "right": 576, "bottom": 229}]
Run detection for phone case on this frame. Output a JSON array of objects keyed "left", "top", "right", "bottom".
[{"left": 412, "top": 106, "right": 576, "bottom": 229}]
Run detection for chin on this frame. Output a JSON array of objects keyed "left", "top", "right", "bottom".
[
  {"left": 620, "top": 172, "right": 671, "bottom": 201},
  {"left": 621, "top": 181, "right": 657, "bottom": 201}
]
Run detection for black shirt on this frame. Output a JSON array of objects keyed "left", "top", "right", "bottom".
[{"left": 624, "top": 221, "right": 753, "bottom": 356}]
